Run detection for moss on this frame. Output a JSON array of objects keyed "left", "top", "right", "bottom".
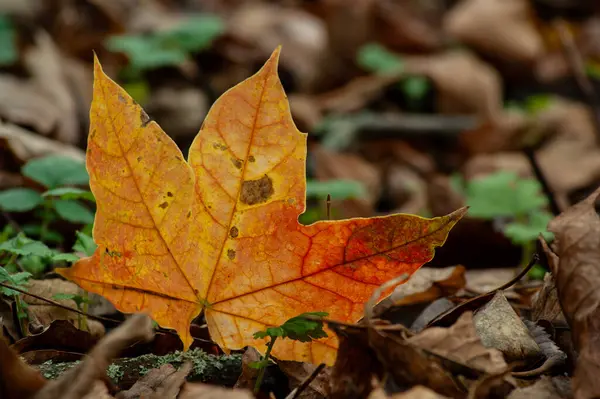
[{"left": 36, "top": 349, "right": 242, "bottom": 389}]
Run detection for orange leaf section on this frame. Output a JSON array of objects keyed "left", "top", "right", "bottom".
[{"left": 57, "top": 48, "right": 466, "bottom": 365}]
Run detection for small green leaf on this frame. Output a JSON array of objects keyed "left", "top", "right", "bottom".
[
  {"left": 0, "top": 188, "right": 43, "bottom": 212},
  {"left": 466, "top": 172, "right": 548, "bottom": 219},
  {"left": 503, "top": 211, "right": 554, "bottom": 245},
  {"left": 20, "top": 255, "right": 47, "bottom": 277},
  {"left": 22, "top": 155, "right": 89, "bottom": 189},
  {"left": 253, "top": 311, "right": 328, "bottom": 342},
  {"left": 402, "top": 76, "right": 429, "bottom": 102},
  {"left": 73, "top": 231, "right": 97, "bottom": 256},
  {"left": 106, "top": 14, "right": 224, "bottom": 76},
  {"left": 357, "top": 43, "right": 403, "bottom": 74},
  {"left": 42, "top": 187, "right": 95, "bottom": 202},
  {"left": 0, "top": 268, "right": 31, "bottom": 296},
  {"left": 0, "top": 234, "right": 54, "bottom": 257},
  {"left": 53, "top": 200, "right": 95, "bottom": 224},
  {"left": 306, "top": 180, "right": 365, "bottom": 200}
]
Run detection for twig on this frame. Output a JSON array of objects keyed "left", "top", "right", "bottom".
[
  {"left": 523, "top": 148, "right": 562, "bottom": 216},
  {"left": 0, "top": 281, "right": 121, "bottom": 324},
  {"left": 285, "top": 363, "right": 326, "bottom": 399},
  {"left": 494, "top": 253, "right": 539, "bottom": 292},
  {"left": 554, "top": 18, "right": 600, "bottom": 145}
]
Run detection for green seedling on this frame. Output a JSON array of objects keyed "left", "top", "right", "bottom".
[
  {"left": 105, "top": 14, "right": 224, "bottom": 79},
  {"left": 251, "top": 311, "right": 328, "bottom": 394},
  {"left": 0, "top": 266, "right": 31, "bottom": 334},
  {"left": 457, "top": 171, "right": 553, "bottom": 277},
  {"left": 357, "top": 43, "right": 430, "bottom": 111},
  {"left": 0, "top": 155, "right": 95, "bottom": 243}
]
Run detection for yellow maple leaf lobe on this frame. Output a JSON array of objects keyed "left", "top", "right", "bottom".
[
  {"left": 56, "top": 55, "right": 204, "bottom": 346},
  {"left": 58, "top": 48, "right": 466, "bottom": 366}
]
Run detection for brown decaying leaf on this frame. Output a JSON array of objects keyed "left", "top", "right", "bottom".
[
  {"left": 473, "top": 291, "right": 541, "bottom": 363},
  {"left": 404, "top": 51, "right": 503, "bottom": 120},
  {"left": 328, "top": 323, "right": 383, "bottom": 399},
  {"left": 444, "top": 0, "right": 544, "bottom": 63},
  {"left": 233, "top": 347, "right": 261, "bottom": 391},
  {"left": 374, "top": 266, "right": 466, "bottom": 317},
  {"left": 117, "top": 363, "right": 190, "bottom": 399},
  {"left": 368, "top": 385, "right": 449, "bottom": 399},
  {"left": 407, "top": 312, "right": 508, "bottom": 376},
  {"left": 547, "top": 186, "right": 600, "bottom": 399},
  {"left": 277, "top": 360, "right": 330, "bottom": 399},
  {"left": 23, "top": 279, "right": 105, "bottom": 339}
]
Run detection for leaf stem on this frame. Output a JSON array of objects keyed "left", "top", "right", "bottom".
[{"left": 254, "top": 336, "right": 277, "bottom": 394}]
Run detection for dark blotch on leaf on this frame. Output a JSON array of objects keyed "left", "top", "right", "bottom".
[
  {"left": 248, "top": 155, "right": 255, "bottom": 163},
  {"left": 167, "top": 192, "right": 173, "bottom": 197},
  {"left": 137, "top": 156, "right": 142, "bottom": 162},
  {"left": 230, "top": 226, "right": 239, "bottom": 238},
  {"left": 240, "top": 175, "right": 274, "bottom": 205},
  {"left": 213, "top": 142, "right": 228, "bottom": 151},
  {"left": 140, "top": 109, "right": 151, "bottom": 127},
  {"left": 187, "top": 211, "right": 191, "bottom": 218},
  {"left": 232, "top": 158, "right": 243, "bottom": 169},
  {"left": 227, "top": 249, "right": 236, "bottom": 260},
  {"left": 159, "top": 202, "right": 168, "bottom": 209},
  {"left": 118, "top": 93, "right": 126, "bottom": 104}
]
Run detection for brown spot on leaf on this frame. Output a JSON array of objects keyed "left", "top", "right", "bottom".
[
  {"left": 159, "top": 202, "right": 169, "bottom": 209},
  {"left": 240, "top": 175, "right": 274, "bottom": 205},
  {"left": 167, "top": 192, "right": 173, "bottom": 197},
  {"left": 140, "top": 109, "right": 151, "bottom": 127},
  {"left": 227, "top": 249, "right": 236, "bottom": 260},
  {"left": 232, "top": 158, "right": 243, "bottom": 169},
  {"left": 230, "top": 226, "right": 239, "bottom": 238},
  {"left": 187, "top": 211, "right": 191, "bottom": 218},
  {"left": 248, "top": 155, "right": 255, "bottom": 162},
  {"left": 137, "top": 156, "right": 142, "bottom": 162},
  {"left": 118, "top": 93, "right": 126, "bottom": 103},
  {"left": 213, "top": 142, "right": 228, "bottom": 151}
]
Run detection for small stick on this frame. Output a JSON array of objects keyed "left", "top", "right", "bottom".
[
  {"left": 285, "top": 363, "right": 326, "bottom": 399},
  {"left": 326, "top": 194, "right": 331, "bottom": 220},
  {"left": 0, "top": 281, "right": 121, "bottom": 324},
  {"left": 523, "top": 147, "right": 562, "bottom": 215}
]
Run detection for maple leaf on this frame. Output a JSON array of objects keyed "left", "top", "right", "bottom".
[{"left": 56, "top": 47, "right": 466, "bottom": 365}]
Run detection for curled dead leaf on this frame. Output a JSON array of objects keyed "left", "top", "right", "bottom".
[{"left": 547, "top": 186, "right": 600, "bottom": 399}]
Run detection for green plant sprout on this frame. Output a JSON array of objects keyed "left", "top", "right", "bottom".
[
  {"left": 0, "top": 230, "right": 97, "bottom": 333},
  {"left": 0, "top": 266, "right": 31, "bottom": 333},
  {"left": 105, "top": 14, "right": 224, "bottom": 79},
  {"left": 0, "top": 155, "right": 95, "bottom": 244},
  {"left": 456, "top": 171, "right": 553, "bottom": 278},
  {"left": 357, "top": 43, "right": 430, "bottom": 111},
  {"left": 251, "top": 311, "right": 328, "bottom": 394}
]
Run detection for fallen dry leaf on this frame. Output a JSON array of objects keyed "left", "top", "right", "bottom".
[
  {"left": 445, "top": 0, "right": 544, "bottom": 63},
  {"left": 374, "top": 266, "right": 466, "bottom": 317},
  {"left": 404, "top": 51, "right": 503, "bottom": 120},
  {"left": 56, "top": 48, "right": 466, "bottom": 365},
  {"left": 547, "top": 186, "right": 600, "bottom": 399},
  {"left": 473, "top": 291, "right": 541, "bottom": 363},
  {"left": 179, "top": 382, "right": 254, "bottom": 399},
  {"left": 23, "top": 279, "right": 104, "bottom": 339},
  {"left": 277, "top": 360, "right": 329, "bottom": 399},
  {"left": 368, "top": 385, "right": 449, "bottom": 399},
  {"left": 407, "top": 312, "right": 508, "bottom": 375}
]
